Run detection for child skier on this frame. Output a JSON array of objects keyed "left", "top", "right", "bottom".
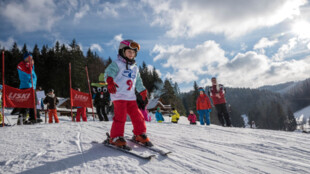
[
  {"left": 196, "top": 87, "right": 212, "bottom": 125},
  {"left": 75, "top": 88, "right": 87, "bottom": 122},
  {"left": 136, "top": 92, "right": 151, "bottom": 122},
  {"left": 171, "top": 108, "right": 180, "bottom": 123},
  {"left": 104, "top": 39, "right": 151, "bottom": 147},
  {"left": 155, "top": 107, "right": 164, "bottom": 123},
  {"left": 43, "top": 89, "right": 59, "bottom": 123},
  {"left": 188, "top": 110, "right": 197, "bottom": 125}
]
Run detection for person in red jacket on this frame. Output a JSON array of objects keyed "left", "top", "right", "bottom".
[
  {"left": 208, "top": 77, "right": 231, "bottom": 127},
  {"left": 196, "top": 87, "right": 212, "bottom": 125},
  {"left": 187, "top": 110, "right": 197, "bottom": 125}
]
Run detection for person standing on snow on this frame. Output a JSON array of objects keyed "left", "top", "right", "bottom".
[
  {"left": 136, "top": 91, "right": 151, "bottom": 122},
  {"left": 43, "top": 89, "right": 59, "bottom": 123},
  {"left": 196, "top": 87, "right": 212, "bottom": 125},
  {"left": 17, "top": 52, "right": 42, "bottom": 124},
  {"left": 208, "top": 77, "right": 232, "bottom": 127},
  {"left": 171, "top": 108, "right": 180, "bottom": 123},
  {"left": 104, "top": 39, "right": 152, "bottom": 147},
  {"left": 75, "top": 88, "right": 87, "bottom": 122},
  {"left": 155, "top": 107, "right": 164, "bottom": 123},
  {"left": 188, "top": 110, "right": 197, "bottom": 125}
]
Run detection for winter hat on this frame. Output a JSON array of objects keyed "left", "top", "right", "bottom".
[
  {"left": 48, "top": 89, "right": 54, "bottom": 93},
  {"left": 23, "top": 52, "right": 32, "bottom": 60},
  {"left": 198, "top": 87, "right": 205, "bottom": 93}
]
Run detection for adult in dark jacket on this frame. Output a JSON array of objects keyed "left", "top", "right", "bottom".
[{"left": 208, "top": 77, "right": 231, "bottom": 127}]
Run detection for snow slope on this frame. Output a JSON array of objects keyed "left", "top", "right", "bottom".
[
  {"left": 1, "top": 111, "right": 310, "bottom": 174},
  {"left": 294, "top": 105, "right": 310, "bottom": 122}
]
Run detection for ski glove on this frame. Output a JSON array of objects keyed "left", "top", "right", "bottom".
[
  {"left": 208, "top": 109, "right": 212, "bottom": 113},
  {"left": 107, "top": 77, "right": 119, "bottom": 94},
  {"left": 140, "top": 90, "right": 148, "bottom": 101}
]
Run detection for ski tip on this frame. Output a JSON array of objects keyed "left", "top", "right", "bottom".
[{"left": 147, "top": 155, "right": 156, "bottom": 160}]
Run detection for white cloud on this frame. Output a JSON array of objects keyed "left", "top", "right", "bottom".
[
  {"left": 152, "top": 40, "right": 310, "bottom": 88},
  {"left": 0, "top": 0, "right": 62, "bottom": 32},
  {"left": 272, "top": 37, "right": 297, "bottom": 61},
  {"left": 97, "top": 1, "right": 128, "bottom": 18},
  {"left": 254, "top": 37, "right": 278, "bottom": 50},
  {"left": 152, "top": 40, "right": 228, "bottom": 83},
  {"left": 106, "top": 34, "right": 124, "bottom": 52},
  {"left": 90, "top": 44, "right": 103, "bottom": 52},
  {"left": 0, "top": 37, "right": 15, "bottom": 49},
  {"left": 292, "top": 20, "right": 310, "bottom": 39},
  {"left": 143, "top": 0, "right": 307, "bottom": 38},
  {"left": 74, "top": 4, "right": 90, "bottom": 23}
]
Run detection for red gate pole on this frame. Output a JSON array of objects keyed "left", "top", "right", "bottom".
[
  {"left": 69, "top": 63, "right": 73, "bottom": 121},
  {"left": 85, "top": 66, "right": 95, "bottom": 121},
  {"left": 2, "top": 51, "right": 5, "bottom": 127}
]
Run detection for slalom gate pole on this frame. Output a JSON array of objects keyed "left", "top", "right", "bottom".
[
  {"left": 69, "top": 63, "right": 73, "bottom": 121},
  {"left": 85, "top": 66, "right": 95, "bottom": 121},
  {"left": 2, "top": 51, "right": 5, "bottom": 127}
]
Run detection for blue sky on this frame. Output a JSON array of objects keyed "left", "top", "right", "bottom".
[{"left": 1, "top": 0, "right": 310, "bottom": 92}]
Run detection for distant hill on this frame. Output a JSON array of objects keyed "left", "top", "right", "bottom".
[
  {"left": 294, "top": 105, "right": 310, "bottom": 123},
  {"left": 258, "top": 78, "right": 310, "bottom": 112},
  {"left": 259, "top": 81, "right": 296, "bottom": 93}
]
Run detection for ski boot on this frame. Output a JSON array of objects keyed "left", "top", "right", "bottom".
[
  {"left": 105, "top": 133, "right": 131, "bottom": 150},
  {"left": 17, "top": 114, "right": 27, "bottom": 125},
  {"left": 133, "top": 133, "right": 153, "bottom": 147}
]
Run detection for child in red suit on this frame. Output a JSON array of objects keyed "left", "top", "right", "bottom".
[
  {"left": 105, "top": 40, "right": 152, "bottom": 147},
  {"left": 75, "top": 88, "right": 87, "bottom": 122},
  {"left": 188, "top": 110, "right": 197, "bottom": 125}
]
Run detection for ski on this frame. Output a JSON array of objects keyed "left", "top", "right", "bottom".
[
  {"left": 103, "top": 140, "right": 155, "bottom": 160},
  {"left": 92, "top": 133, "right": 156, "bottom": 160},
  {"left": 126, "top": 137, "right": 172, "bottom": 156}
]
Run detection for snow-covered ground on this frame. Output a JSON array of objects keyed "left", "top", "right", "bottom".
[
  {"left": 294, "top": 105, "right": 310, "bottom": 122},
  {"left": 294, "top": 105, "right": 310, "bottom": 131},
  {"left": 1, "top": 109, "right": 310, "bottom": 174}
]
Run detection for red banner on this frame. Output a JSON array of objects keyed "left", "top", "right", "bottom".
[
  {"left": 4, "top": 85, "right": 35, "bottom": 108},
  {"left": 70, "top": 88, "right": 92, "bottom": 108}
]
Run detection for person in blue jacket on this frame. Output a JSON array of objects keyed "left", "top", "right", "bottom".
[
  {"left": 17, "top": 52, "right": 40, "bottom": 124},
  {"left": 155, "top": 107, "right": 164, "bottom": 123}
]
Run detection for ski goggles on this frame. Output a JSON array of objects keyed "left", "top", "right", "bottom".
[{"left": 121, "top": 40, "right": 140, "bottom": 51}]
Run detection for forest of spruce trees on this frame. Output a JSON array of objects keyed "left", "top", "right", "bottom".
[{"left": 1, "top": 39, "right": 299, "bottom": 131}]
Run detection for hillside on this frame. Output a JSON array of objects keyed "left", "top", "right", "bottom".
[
  {"left": 294, "top": 105, "right": 310, "bottom": 122},
  {"left": 1, "top": 111, "right": 310, "bottom": 174},
  {"left": 259, "top": 81, "right": 296, "bottom": 93},
  {"left": 258, "top": 78, "right": 310, "bottom": 112}
]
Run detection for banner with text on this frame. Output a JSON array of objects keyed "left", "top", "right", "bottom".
[
  {"left": 70, "top": 88, "right": 92, "bottom": 108},
  {"left": 4, "top": 85, "right": 35, "bottom": 108}
]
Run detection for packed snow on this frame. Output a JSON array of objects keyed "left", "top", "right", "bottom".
[
  {"left": 1, "top": 109, "right": 310, "bottom": 174},
  {"left": 294, "top": 105, "right": 310, "bottom": 122}
]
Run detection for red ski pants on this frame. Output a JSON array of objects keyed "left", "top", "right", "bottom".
[
  {"left": 48, "top": 109, "right": 59, "bottom": 123},
  {"left": 110, "top": 100, "right": 146, "bottom": 138},
  {"left": 76, "top": 107, "right": 87, "bottom": 122}
]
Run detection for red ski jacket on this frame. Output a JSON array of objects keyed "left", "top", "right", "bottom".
[
  {"left": 208, "top": 84, "right": 226, "bottom": 105},
  {"left": 196, "top": 94, "right": 211, "bottom": 110}
]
